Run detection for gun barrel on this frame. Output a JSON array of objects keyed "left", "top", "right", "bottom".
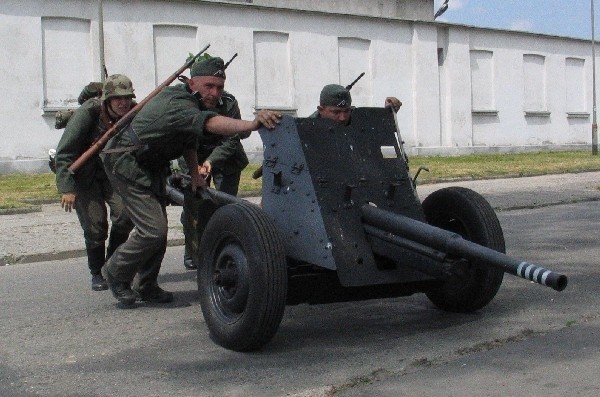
[
  {"left": 361, "top": 204, "right": 568, "bottom": 291},
  {"left": 165, "top": 173, "right": 247, "bottom": 207},
  {"left": 165, "top": 184, "right": 185, "bottom": 206}
]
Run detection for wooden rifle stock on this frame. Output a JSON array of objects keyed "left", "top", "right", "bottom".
[{"left": 68, "top": 44, "right": 211, "bottom": 174}]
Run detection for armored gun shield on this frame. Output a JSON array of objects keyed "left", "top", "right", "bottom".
[
  {"left": 259, "top": 108, "right": 567, "bottom": 294},
  {"left": 259, "top": 108, "right": 434, "bottom": 287}
]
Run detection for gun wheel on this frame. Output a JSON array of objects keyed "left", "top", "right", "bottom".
[
  {"left": 198, "top": 202, "right": 287, "bottom": 351},
  {"left": 422, "top": 186, "right": 505, "bottom": 313}
]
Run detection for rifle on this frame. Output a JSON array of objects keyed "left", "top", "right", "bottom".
[
  {"left": 224, "top": 53, "right": 238, "bottom": 69},
  {"left": 345, "top": 72, "right": 365, "bottom": 90},
  {"left": 68, "top": 44, "right": 211, "bottom": 174}
]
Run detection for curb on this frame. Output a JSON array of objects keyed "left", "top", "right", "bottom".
[
  {"left": 0, "top": 198, "right": 59, "bottom": 216},
  {"left": 0, "top": 205, "right": 42, "bottom": 215},
  {"left": 1, "top": 238, "right": 185, "bottom": 266}
]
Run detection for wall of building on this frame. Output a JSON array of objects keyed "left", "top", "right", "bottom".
[
  {"left": 432, "top": 25, "right": 592, "bottom": 156},
  {"left": 206, "top": 0, "right": 434, "bottom": 20},
  {"left": 0, "top": 0, "right": 595, "bottom": 173}
]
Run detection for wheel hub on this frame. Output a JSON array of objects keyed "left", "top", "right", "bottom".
[{"left": 211, "top": 244, "right": 250, "bottom": 316}]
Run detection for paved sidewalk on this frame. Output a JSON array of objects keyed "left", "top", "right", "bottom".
[{"left": 1, "top": 172, "right": 598, "bottom": 265}]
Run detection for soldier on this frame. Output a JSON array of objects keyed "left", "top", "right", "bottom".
[
  {"left": 178, "top": 55, "right": 249, "bottom": 270},
  {"left": 100, "top": 61, "right": 281, "bottom": 307},
  {"left": 55, "top": 74, "right": 135, "bottom": 291},
  {"left": 253, "top": 84, "right": 402, "bottom": 181},
  {"left": 50, "top": 82, "right": 105, "bottom": 172},
  {"left": 312, "top": 83, "right": 402, "bottom": 124}
]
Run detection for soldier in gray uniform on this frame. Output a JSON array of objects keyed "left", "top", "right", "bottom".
[
  {"left": 311, "top": 83, "right": 402, "bottom": 123},
  {"left": 55, "top": 75, "right": 135, "bottom": 291},
  {"left": 100, "top": 61, "right": 281, "bottom": 307},
  {"left": 177, "top": 55, "right": 249, "bottom": 270}
]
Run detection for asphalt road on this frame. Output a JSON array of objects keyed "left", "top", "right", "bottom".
[{"left": 1, "top": 200, "right": 598, "bottom": 396}]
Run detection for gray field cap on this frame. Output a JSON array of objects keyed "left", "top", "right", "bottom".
[
  {"left": 319, "top": 84, "right": 352, "bottom": 108},
  {"left": 191, "top": 56, "right": 226, "bottom": 79}
]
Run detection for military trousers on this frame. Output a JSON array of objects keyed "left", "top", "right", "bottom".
[
  {"left": 208, "top": 169, "right": 241, "bottom": 197},
  {"left": 74, "top": 177, "right": 133, "bottom": 250},
  {"left": 181, "top": 169, "right": 241, "bottom": 262},
  {"left": 103, "top": 172, "right": 168, "bottom": 289}
]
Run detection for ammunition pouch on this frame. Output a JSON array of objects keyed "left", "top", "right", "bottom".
[
  {"left": 102, "top": 124, "right": 171, "bottom": 171},
  {"left": 134, "top": 143, "right": 170, "bottom": 171},
  {"left": 125, "top": 126, "right": 170, "bottom": 171}
]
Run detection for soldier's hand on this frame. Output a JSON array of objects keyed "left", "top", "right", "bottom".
[
  {"left": 61, "top": 193, "right": 76, "bottom": 212},
  {"left": 254, "top": 110, "right": 282, "bottom": 130},
  {"left": 199, "top": 160, "right": 212, "bottom": 177},
  {"left": 385, "top": 97, "right": 402, "bottom": 113},
  {"left": 190, "top": 172, "right": 208, "bottom": 193}
]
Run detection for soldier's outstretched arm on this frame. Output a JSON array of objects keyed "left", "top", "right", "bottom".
[{"left": 204, "top": 110, "right": 281, "bottom": 136}]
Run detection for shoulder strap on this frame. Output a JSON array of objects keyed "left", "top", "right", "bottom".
[{"left": 100, "top": 103, "right": 147, "bottom": 154}]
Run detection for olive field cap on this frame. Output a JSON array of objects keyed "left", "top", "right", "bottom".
[
  {"left": 190, "top": 55, "right": 226, "bottom": 79},
  {"left": 101, "top": 74, "right": 136, "bottom": 101},
  {"left": 319, "top": 84, "right": 352, "bottom": 108}
]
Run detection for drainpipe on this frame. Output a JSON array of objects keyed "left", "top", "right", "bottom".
[{"left": 98, "top": 0, "right": 106, "bottom": 82}]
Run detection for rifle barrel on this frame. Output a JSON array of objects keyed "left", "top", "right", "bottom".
[
  {"left": 224, "top": 53, "right": 238, "bottom": 69},
  {"left": 346, "top": 72, "right": 365, "bottom": 90}
]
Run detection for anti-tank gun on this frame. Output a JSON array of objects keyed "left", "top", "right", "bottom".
[{"left": 188, "top": 107, "right": 568, "bottom": 352}]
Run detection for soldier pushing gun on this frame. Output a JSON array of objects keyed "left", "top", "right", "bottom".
[{"left": 171, "top": 53, "right": 250, "bottom": 270}]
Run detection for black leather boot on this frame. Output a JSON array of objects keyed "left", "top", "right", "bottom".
[
  {"left": 183, "top": 250, "right": 198, "bottom": 270},
  {"left": 87, "top": 245, "right": 108, "bottom": 291}
]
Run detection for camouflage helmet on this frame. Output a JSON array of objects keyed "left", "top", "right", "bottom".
[{"left": 101, "top": 74, "right": 136, "bottom": 101}]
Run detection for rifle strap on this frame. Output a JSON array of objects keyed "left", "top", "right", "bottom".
[{"left": 101, "top": 124, "right": 147, "bottom": 154}]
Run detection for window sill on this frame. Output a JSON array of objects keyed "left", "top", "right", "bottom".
[
  {"left": 566, "top": 112, "right": 590, "bottom": 119},
  {"left": 41, "top": 107, "right": 77, "bottom": 116},
  {"left": 254, "top": 106, "right": 298, "bottom": 116},
  {"left": 472, "top": 109, "right": 499, "bottom": 116},
  {"left": 524, "top": 111, "right": 551, "bottom": 117}
]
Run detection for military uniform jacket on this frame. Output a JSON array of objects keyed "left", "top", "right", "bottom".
[
  {"left": 101, "top": 84, "right": 216, "bottom": 189},
  {"left": 197, "top": 91, "right": 249, "bottom": 175},
  {"left": 55, "top": 98, "right": 111, "bottom": 193}
]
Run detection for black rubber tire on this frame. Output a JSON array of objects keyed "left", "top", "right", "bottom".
[
  {"left": 198, "top": 202, "right": 287, "bottom": 351},
  {"left": 421, "top": 186, "right": 505, "bottom": 313}
]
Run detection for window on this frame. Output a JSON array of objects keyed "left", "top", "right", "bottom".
[
  {"left": 338, "top": 38, "right": 371, "bottom": 106},
  {"left": 153, "top": 25, "right": 197, "bottom": 86},
  {"left": 523, "top": 54, "right": 548, "bottom": 114},
  {"left": 41, "top": 17, "right": 92, "bottom": 111},
  {"left": 565, "top": 57, "right": 586, "bottom": 115},
  {"left": 470, "top": 50, "right": 495, "bottom": 113},
  {"left": 253, "top": 31, "right": 294, "bottom": 113}
]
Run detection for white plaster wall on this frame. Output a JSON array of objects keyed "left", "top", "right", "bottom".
[
  {"left": 0, "top": 0, "right": 596, "bottom": 173},
  {"left": 0, "top": 1, "right": 103, "bottom": 172},
  {"left": 439, "top": 26, "right": 594, "bottom": 152},
  {"left": 207, "top": 0, "right": 434, "bottom": 21}
]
